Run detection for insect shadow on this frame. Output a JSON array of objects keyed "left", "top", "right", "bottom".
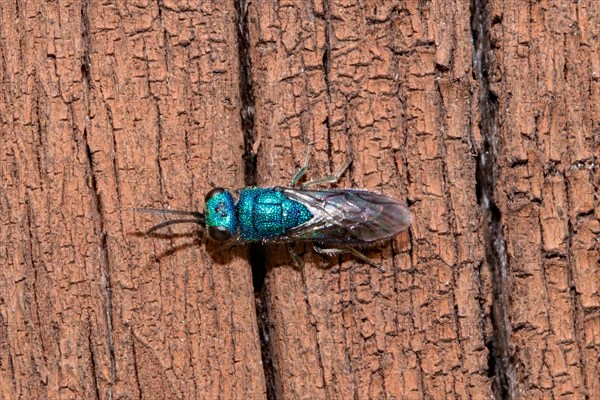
[
  {"left": 129, "top": 229, "right": 242, "bottom": 265},
  {"left": 130, "top": 229, "right": 318, "bottom": 270}
]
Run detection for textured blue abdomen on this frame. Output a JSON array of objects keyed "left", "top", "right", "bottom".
[{"left": 236, "top": 188, "right": 313, "bottom": 241}]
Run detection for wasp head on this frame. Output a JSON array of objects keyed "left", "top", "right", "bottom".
[{"left": 204, "top": 188, "right": 237, "bottom": 241}]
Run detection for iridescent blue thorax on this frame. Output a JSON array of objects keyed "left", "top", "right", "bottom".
[{"left": 236, "top": 188, "right": 313, "bottom": 241}]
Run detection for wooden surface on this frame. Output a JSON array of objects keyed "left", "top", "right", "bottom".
[
  {"left": 484, "top": 1, "right": 599, "bottom": 398},
  {"left": 0, "top": 1, "right": 598, "bottom": 399}
]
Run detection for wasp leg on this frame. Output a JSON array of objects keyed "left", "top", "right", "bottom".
[
  {"left": 312, "top": 244, "right": 384, "bottom": 272},
  {"left": 214, "top": 239, "right": 239, "bottom": 253},
  {"left": 302, "top": 159, "right": 352, "bottom": 189},
  {"left": 290, "top": 143, "right": 313, "bottom": 186},
  {"left": 288, "top": 244, "right": 304, "bottom": 268}
]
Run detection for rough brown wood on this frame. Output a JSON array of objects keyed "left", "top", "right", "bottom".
[
  {"left": 0, "top": 1, "right": 264, "bottom": 399},
  {"left": 248, "top": 1, "right": 492, "bottom": 399},
  {"left": 483, "top": 0, "right": 600, "bottom": 398},
  {"left": 1, "top": 0, "right": 598, "bottom": 399}
]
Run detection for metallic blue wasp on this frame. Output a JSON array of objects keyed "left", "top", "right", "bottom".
[{"left": 134, "top": 146, "right": 411, "bottom": 268}]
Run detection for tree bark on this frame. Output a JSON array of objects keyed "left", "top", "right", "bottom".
[
  {"left": 1, "top": 1, "right": 264, "bottom": 399},
  {"left": 0, "top": 1, "right": 597, "bottom": 400},
  {"left": 248, "top": 1, "right": 491, "bottom": 399},
  {"left": 479, "top": 1, "right": 599, "bottom": 398}
]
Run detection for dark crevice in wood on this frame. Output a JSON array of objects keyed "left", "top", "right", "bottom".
[
  {"left": 131, "top": 333, "right": 144, "bottom": 400},
  {"left": 254, "top": 286, "right": 277, "bottom": 400},
  {"left": 83, "top": 135, "right": 116, "bottom": 399},
  {"left": 81, "top": 2, "right": 116, "bottom": 398},
  {"left": 321, "top": 0, "right": 331, "bottom": 98},
  {"left": 235, "top": 0, "right": 275, "bottom": 399},
  {"left": 24, "top": 199, "right": 43, "bottom": 354},
  {"left": 321, "top": 0, "right": 334, "bottom": 172},
  {"left": 87, "top": 318, "right": 102, "bottom": 400},
  {"left": 0, "top": 311, "right": 17, "bottom": 390},
  {"left": 471, "top": 0, "right": 517, "bottom": 399},
  {"left": 564, "top": 178, "right": 591, "bottom": 399},
  {"left": 236, "top": 0, "right": 257, "bottom": 188}
]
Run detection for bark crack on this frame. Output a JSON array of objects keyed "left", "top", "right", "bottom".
[
  {"left": 321, "top": 0, "right": 332, "bottom": 97},
  {"left": 321, "top": 0, "right": 335, "bottom": 172},
  {"left": 131, "top": 332, "right": 144, "bottom": 400},
  {"left": 24, "top": 199, "right": 43, "bottom": 349},
  {"left": 236, "top": 0, "right": 257, "bottom": 188},
  {"left": 81, "top": 2, "right": 116, "bottom": 398},
  {"left": 471, "top": 1, "right": 517, "bottom": 399},
  {"left": 235, "top": 0, "right": 275, "bottom": 398},
  {"left": 87, "top": 318, "right": 102, "bottom": 400},
  {"left": 563, "top": 174, "right": 591, "bottom": 399}
]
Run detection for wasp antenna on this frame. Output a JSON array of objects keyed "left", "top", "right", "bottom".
[
  {"left": 132, "top": 207, "right": 204, "bottom": 219},
  {"left": 133, "top": 208, "right": 206, "bottom": 233},
  {"left": 146, "top": 218, "right": 205, "bottom": 234}
]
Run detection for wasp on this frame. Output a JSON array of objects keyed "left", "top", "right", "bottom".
[{"left": 134, "top": 146, "right": 411, "bottom": 268}]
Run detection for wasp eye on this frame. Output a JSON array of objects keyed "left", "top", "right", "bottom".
[
  {"left": 205, "top": 188, "right": 226, "bottom": 202},
  {"left": 208, "top": 226, "right": 232, "bottom": 242}
]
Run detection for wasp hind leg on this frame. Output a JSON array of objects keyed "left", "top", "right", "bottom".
[{"left": 313, "top": 244, "right": 384, "bottom": 272}]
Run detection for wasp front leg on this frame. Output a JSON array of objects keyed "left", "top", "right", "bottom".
[
  {"left": 301, "top": 159, "right": 352, "bottom": 189},
  {"left": 287, "top": 243, "right": 304, "bottom": 268},
  {"left": 289, "top": 143, "right": 313, "bottom": 187},
  {"left": 290, "top": 143, "right": 352, "bottom": 188}
]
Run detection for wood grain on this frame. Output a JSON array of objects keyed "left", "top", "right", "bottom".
[{"left": 0, "top": 1, "right": 597, "bottom": 399}]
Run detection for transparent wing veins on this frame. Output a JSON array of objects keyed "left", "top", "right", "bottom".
[{"left": 281, "top": 188, "right": 411, "bottom": 244}]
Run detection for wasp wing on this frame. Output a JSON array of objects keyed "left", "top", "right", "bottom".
[{"left": 281, "top": 187, "right": 411, "bottom": 245}]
